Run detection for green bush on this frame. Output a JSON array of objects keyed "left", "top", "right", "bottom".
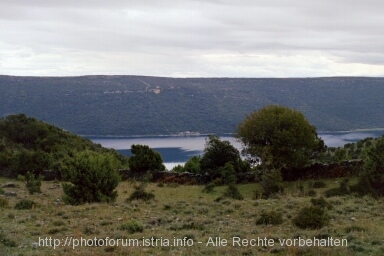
[
  {"left": 311, "top": 197, "right": 332, "bottom": 210},
  {"left": 252, "top": 187, "right": 264, "bottom": 200},
  {"left": 219, "top": 163, "right": 237, "bottom": 185},
  {"left": 127, "top": 183, "right": 155, "bottom": 202},
  {"left": 292, "top": 206, "right": 329, "bottom": 229},
  {"left": 0, "top": 231, "right": 17, "bottom": 247},
  {"left": 171, "top": 164, "right": 184, "bottom": 173},
  {"left": 256, "top": 210, "right": 283, "bottom": 225},
  {"left": 355, "top": 135, "right": 384, "bottom": 197},
  {"left": 25, "top": 171, "right": 42, "bottom": 194},
  {"left": 222, "top": 184, "right": 244, "bottom": 200},
  {"left": 324, "top": 179, "right": 350, "bottom": 198},
  {"left": 17, "top": 175, "right": 26, "bottom": 182},
  {"left": 350, "top": 175, "right": 377, "bottom": 197},
  {"left": 128, "top": 144, "right": 165, "bottom": 174},
  {"left": 14, "top": 199, "right": 36, "bottom": 210},
  {"left": 62, "top": 151, "right": 120, "bottom": 205},
  {"left": 260, "top": 169, "right": 284, "bottom": 198},
  {"left": 308, "top": 189, "right": 317, "bottom": 197},
  {"left": 120, "top": 220, "right": 144, "bottom": 234},
  {"left": 0, "top": 197, "right": 9, "bottom": 208},
  {"left": 312, "top": 181, "right": 327, "bottom": 189},
  {"left": 202, "top": 182, "right": 215, "bottom": 193}
]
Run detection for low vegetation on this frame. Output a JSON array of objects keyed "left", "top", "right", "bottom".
[{"left": 1, "top": 178, "right": 384, "bottom": 255}]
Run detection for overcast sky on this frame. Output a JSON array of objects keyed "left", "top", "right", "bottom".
[{"left": 1, "top": 0, "right": 384, "bottom": 77}]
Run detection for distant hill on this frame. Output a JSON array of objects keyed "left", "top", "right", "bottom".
[{"left": 1, "top": 75, "right": 383, "bottom": 135}]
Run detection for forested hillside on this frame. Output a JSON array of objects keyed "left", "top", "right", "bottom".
[
  {"left": 1, "top": 76, "right": 383, "bottom": 135},
  {"left": 0, "top": 114, "right": 128, "bottom": 178}
]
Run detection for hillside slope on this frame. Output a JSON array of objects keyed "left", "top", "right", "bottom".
[
  {"left": 0, "top": 114, "right": 128, "bottom": 178},
  {"left": 1, "top": 76, "right": 383, "bottom": 135}
]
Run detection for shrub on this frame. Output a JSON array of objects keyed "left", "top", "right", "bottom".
[
  {"left": 219, "top": 162, "right": 237, "bottom": 185},
  {"left": 127, "top": 183, "right": 155, "bottom": 202},
  {"left": 15, "top": 199, "right": 36, "bottom": 210},
  {"left": 52, "top": 220, "right": 66, "bottom": 226},
  {"left": 324, "top": 179, "right": 350, "bottom": 198},
  {"left": 260, "top": 169, "right": 284, "bottom": 198},
  {"left": 312, "top": 181, "right": 327, "bottom": 189},
  {"left": 48, "top": 228, "right": 61, "bottom": 235},
  {"left": 120, "top": 220, "right": 144, "bottom": 234},
  {"left": 25, "top": 171, "right": 42, "bottom": 194},
  {"left": 62, "top": 151, "right": 120, "bottom": 205},
  {"left": 345, "top": 226, "right": 365, "bottom": 233},
  {"left": 0, "top": 188, "right": 4, "bottom": 194},
  {"left": 311, "top": 197, "right": 332, "bottom": 210},
  {"left": 292, "top": 206, "right": 329, "bottom": 229},
  {"left": 256, "top": 210, "right": 283, "bottom": 225},
  {"left": 355, "top": 135, "right": 384, "bottom": 197},
  {"left": 222, "top": 184, "right": 244, "bottom": 200},
  {"left": 183, "top": 156, "right": 201, "bottom": 174},
  {"left": 350, "top": 175, "right": 376, "bottom": 197},
  {"left": 0, "top": 232, "right": 17, "bottom": 247},
  {"left": 202, "top": 183, "right": 215, "bottom": 193},
  {"left": 213, "top": 178, "right": 223, "bottom": 186},
  {"left": 308, "top": 189, "right": 317, "bottom": 197},
  {"left": 0, "top": 197, "right": 9, "bottom": 208},
  {"left": 129, "top": 144, "right": 165, "bottom": 174},
  {"left": 17, "top": 175, "right": 26, "bottom": 182},
  {"left": 171, "top": 164, "right": 184, "bottom": 173},
  {"left": 252, "top": 187, "right": 263, "bottom": 200}
]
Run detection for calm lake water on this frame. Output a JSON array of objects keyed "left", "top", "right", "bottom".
[{"left": 88, "top": 130, "right": 384, "bottom": 170}]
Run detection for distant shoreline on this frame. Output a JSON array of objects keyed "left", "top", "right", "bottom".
[{"left": 82, "top": 129, "right": 384, "bottom": 138}]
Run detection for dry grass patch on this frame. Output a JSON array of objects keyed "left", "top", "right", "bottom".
[{"left": 1, "top": 178, "right": 384, "bottom": 255}]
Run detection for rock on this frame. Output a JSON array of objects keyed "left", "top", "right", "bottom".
[
  {"left": 351, "top": 217, "right": 358, "bottom": 221},
  {"left": 2, "top": 182, "right": 17, "bottom": 188},
  {"left": 31, "top": 242, "right": 39, "bottom": 248},
  {"left": 4, "top": 191, "right": 17, "bottom": 197},
  {"left": 49, "top": 184, "right": 60, "bottom": 189}
]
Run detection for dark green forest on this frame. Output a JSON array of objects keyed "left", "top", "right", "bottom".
[{"left": 1, "top": 76, "right": 383, "bottom": 135}]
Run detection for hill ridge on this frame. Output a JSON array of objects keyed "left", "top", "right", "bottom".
[{"left": 1, "top": 76, "right": 383, "bottom": 135}]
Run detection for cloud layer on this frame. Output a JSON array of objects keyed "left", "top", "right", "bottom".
[{"left": 1, "top": 0, "right": 384, "bottom": 77}]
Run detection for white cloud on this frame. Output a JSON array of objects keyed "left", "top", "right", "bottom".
[{"left": 1, "top": 0, "right": 384, "bottom": 77}]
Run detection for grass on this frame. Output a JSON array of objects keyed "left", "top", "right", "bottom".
[{"left": 0, "top": 177, "right": 384, "bottom": 255}]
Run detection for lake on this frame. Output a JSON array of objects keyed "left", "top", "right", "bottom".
[{"left": 88, "top": 130, "right": 384, "bottom": 170}]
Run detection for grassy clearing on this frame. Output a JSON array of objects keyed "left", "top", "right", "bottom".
[{"left": 1, "top": 178, "right": 384, "bottom": 255}]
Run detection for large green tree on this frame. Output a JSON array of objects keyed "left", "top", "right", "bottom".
[
  {"left": 236, "top": 105, "right": 324, "bottom": 171},
  {"left": 128, "top": 144, "right": 165, "bottom": 174}
]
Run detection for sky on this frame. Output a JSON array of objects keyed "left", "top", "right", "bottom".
[{"left": 1, "top": 0, "right": 384, "bottom": 77}]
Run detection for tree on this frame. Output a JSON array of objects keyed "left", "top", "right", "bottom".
[
  {"left": 128, "top": 144, "right": 165, "bottom": 174},
  {"left": 183, "top": 156, "right": 201, "bottom": 174},
  {"left": 62, "top": 151, "right": 121, "bottom": 205},
  {"left": 236, "top": 105, "right": 324, "bottom": 171},
  {"left": 355, "top": 135, "right": 384, "bottom": 197},
  {"left": 200, "top": 135, "right": 245, "bottom": 175}
]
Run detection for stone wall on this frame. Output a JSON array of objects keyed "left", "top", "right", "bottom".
[{"left": 282, "top": 160, "right": 363, "bottom": 181}]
